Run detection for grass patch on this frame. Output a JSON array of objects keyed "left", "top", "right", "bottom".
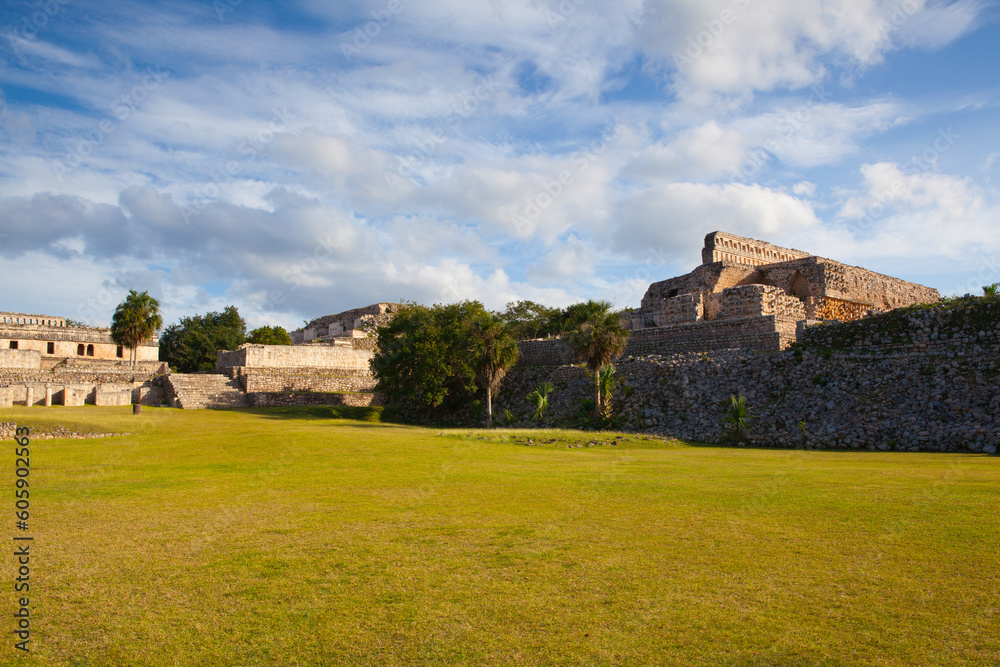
[{"left": 1, "top": 405, "right": 998, "bottom": 665}]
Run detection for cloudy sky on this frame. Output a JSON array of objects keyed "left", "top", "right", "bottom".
[{"left": 1, "top": 0, "right": 997, "bottom": 330}]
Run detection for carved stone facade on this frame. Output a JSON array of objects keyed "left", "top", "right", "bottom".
[{"left": 623, "top": 231, "right": 939, "bottom": 354}]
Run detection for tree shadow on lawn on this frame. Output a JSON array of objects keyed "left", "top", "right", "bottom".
[{"left": 242, "top": 405, "right": 412, "bottom": 427}]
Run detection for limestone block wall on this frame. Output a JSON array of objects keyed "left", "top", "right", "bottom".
[
  {"left": 247, "top": 392, "right": 384, "bottom": 408},
  {"left": 715, "top": 285, "right": 806, "bottom": 321},
  {"left": 236, "top": 368, "right": 377, "bottom": 393},
  {"left": 626, "top": 316, "right": 798, "bottom": 356},
  {"left": 0, "top": 322, "right": 159, "bottom": 361},
  {"left": 654, "top": 293, "right": 703, "bottom": 326},
  {"left": 760, "top": 258, "right": 938, "bottom": 312},
  {"left": 217, "top": 343, "right": 373, "bottom": 372},
  {"left": 0, "top": 349, "right": 41, "bottom": 369}
]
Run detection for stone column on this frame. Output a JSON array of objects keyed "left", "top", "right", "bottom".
[
  {"left": 0, "top": 387, "right": 12, "bottom": 409},
  {"left": 44, "top": 384, "right": 52, "bottom": 407},
  {"left": 24, "top": 385, "right": 34, "bottom": 407}
]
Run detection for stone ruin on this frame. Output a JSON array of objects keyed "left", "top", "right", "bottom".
[
  {"left": 290, "top": 303, "right": 403, "bottom": 346},
  {"left": 620, "top": 231, "right": 940, "bottom": 354}
]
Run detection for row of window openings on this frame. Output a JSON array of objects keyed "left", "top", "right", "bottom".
[{"left": 8, "top": 341, "right": 124, "bottom": 357}]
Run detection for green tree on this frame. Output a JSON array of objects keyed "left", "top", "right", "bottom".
[
  {"left": 370, "top": 301, "right": 488, "bottom": 412},
  {"left": 470, "top": 312, "right": 519, "bottom": 428},
  {"left": 983, "top": 283, "right": 999, "bottom": 297},
  {"left": 110, "top": 290, "right": 163, "bottom": 367},
  {"left": 499, "top": 300, "right": 563, "bottom": 340},
  {"left": 159, "top": 306, "right": 247, "bottom": 373},
  {"left": 567, "top": 301, "right": 630, "bottom": 419},
  {"left": 247, "top": 325, "right": 292, "bottom": 345}
]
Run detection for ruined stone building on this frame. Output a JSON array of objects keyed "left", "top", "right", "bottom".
[
  {"left": 0, "top": 312, "right": 160, "bottom": 365},
  {"left": 290, "top": 303, "right": 402, "bottom": 345},
  {"left": 620, "top": 231, "right": 940, "bottom": 354},
  {"left": 0, "top": 312, "right": 164, "bottom": 408}
]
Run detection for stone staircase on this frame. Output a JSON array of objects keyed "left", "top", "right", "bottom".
[{"left": 164, "top": 373, "right": 250, "bottom": 409}]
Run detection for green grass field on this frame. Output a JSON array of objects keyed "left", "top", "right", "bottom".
[{"left": 1, "top": 405, "right": 998, "bottom": 666}]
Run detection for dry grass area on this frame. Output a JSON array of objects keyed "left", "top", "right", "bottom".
[{"left": 1, "top": 405, "right": 998, "bottom": 666}]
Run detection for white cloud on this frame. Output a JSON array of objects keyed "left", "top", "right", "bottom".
[{"left": 612, "top": 181, "right": 822, "bottom": 263}]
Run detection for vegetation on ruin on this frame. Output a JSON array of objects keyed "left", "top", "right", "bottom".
[
  {"left": 527, "top": 381, "right": 554, "bottom": 421},
  {"left": 159, "top": 305, "right": 247, "bottom": 372},
  {"left": 110, "top": 289, "right": 163, "bottom": 366},
  {"left": 790, "top": 291, "right": 1000, "bottom": 356},
  {"left": 1, "top": 404, "right": 997, "bottom": 666},
  {"left": 246, "top": 324, "right": 292, "bottom": 345}
]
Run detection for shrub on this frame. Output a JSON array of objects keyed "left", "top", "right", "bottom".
[
  {"left": 723, "top": 395, "right": 750, "bottom": 444},
  {"left": 527, "top": 382, "right": 554, "bottom": 422}
]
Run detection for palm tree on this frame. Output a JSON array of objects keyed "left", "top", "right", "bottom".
[
  {"left": 470, "top": 312, "right": 519, "bottom": 428},
  {"left": 110, "top": 290, "right": 163, "bottom": 367},
  {"left": 527, "top": 382, "right": 554, "bottom": 422},
  {"left": 983, "top": 283, "right": 999, "bottom": 297},
  {"left": 567, "top": 303, "right": 629, "bottom": 419}
]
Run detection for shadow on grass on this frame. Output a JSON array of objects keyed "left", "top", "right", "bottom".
[{"left": 245, "top": 405, "right": 411, "bottom": 426}]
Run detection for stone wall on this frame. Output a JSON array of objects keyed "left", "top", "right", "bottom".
[
  {"left": 517, "top": 339, "right": 574, "bottom": 366},
  {"left": 715, "top": 285, "right": 806, "bottom": 321},
  {"left": 626, "top": 316, "right": 797, "bottom": 356},
  {"left": 217, "top": 343, "right": 372, "bottom": 371},
  {"left": 0, "top": 349, "right": 41, "bottom": 369},
  {"left": 247, "top": 392, "right": 384, "bottom": 408},
  {"left": 0, "top": 378, "right": 165, "bottom": 407},
  {"left": 235, "top": 368, "right": 377, "bottom": 393}
]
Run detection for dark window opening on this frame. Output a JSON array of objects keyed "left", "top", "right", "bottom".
[
  {"left": 8, "top": 341, "right": 17, "bottom": 349},
  {"left": 86, "top": 344, "right": 94, "bottom": 357},
  {"left": 47, "top": 342, "right": 55, "bottom": 354},
  {"left": 77, "top": 344, "right": 85, "bottom": 355},
  {"left": 117, "top": 346, "right": 124, "bottom": 358}
]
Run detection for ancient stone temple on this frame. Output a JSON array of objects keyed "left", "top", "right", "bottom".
[{"left": 620, "top": 231, "right": 939, "bottom": 354}]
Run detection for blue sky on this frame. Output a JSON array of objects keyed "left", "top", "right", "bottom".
[{"left": 0, "top": 0, "right": 997, "bottom": 330}]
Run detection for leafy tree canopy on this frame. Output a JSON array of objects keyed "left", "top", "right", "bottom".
[
  {"left": 247, "top": 325, "right": 292, "bottom": 345},
  {"left": 498, "top": 300, "right": 563, "bottom": 340},
  {"left": 371, "top": 301, "right": 491, "bottom": 410},
  {"left": 159, "top": 305, "right": 246, "bottom": 373}
]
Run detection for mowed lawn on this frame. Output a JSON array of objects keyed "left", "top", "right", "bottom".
[{"left": 1, "top": 406, "right": 998, "bottom": 666}]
